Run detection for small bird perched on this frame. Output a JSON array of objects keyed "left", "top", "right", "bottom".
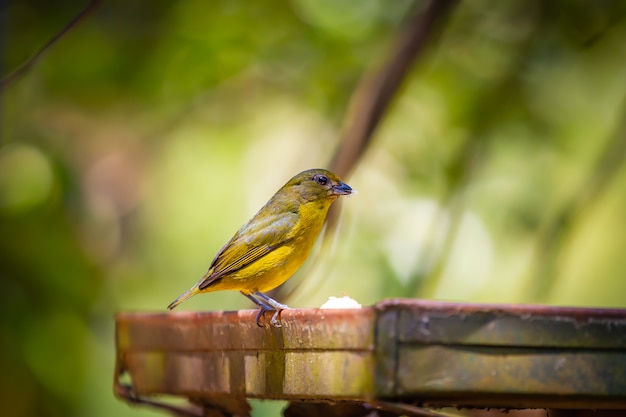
[{"left": 167, "top": 168, "right": 353, "bottom": 327}]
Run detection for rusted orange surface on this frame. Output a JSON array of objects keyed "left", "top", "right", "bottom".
[
  {"left": 115, "top": 300, "right": 626, "bottom": 414},
  {"left": 115, "top": 308, "right": 376, "bottom": 403}
]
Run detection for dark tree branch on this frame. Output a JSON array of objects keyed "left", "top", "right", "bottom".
[
  {"left": 329, "top": 0, "right": 459, "bottom": 179},
  {"left": 275, "top": 0, "right": 459, "bottom": 304}
]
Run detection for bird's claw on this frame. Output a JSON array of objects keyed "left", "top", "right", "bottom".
[
  {"left": 255, "top": 308, "right": 266, "bottom": 327},
  {"left": 270, "top": 309, "right": 283, "bottom": 327},
  {"left": 255, "top": 307, "right": 285, "bottom": 328}
]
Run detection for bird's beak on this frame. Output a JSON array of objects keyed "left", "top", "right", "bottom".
[{"left": 331, "top": 181, "right": 353, "bottom": 196}]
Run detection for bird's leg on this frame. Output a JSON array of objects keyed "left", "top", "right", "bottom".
[
  {"left": 254, "top": 291, "right": 289, "bottom": 327},
  {"left": 254, "top": 291, "right": 289, "bottom": 310},
  {"left": 242, "top": 292, "right": 274, "bottom": 327}
]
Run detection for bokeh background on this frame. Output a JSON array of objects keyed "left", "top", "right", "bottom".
[{"left": 2, "top": 0, "right": 626, "bottom": 416}]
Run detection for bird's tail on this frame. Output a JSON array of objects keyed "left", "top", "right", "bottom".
[{"left": 167, "top": 287, "right": 200, "bottom": 310}]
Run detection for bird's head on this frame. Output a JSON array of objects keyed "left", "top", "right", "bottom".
[{"left": 284, "top": 168, "right": 353, "bottom": 203}]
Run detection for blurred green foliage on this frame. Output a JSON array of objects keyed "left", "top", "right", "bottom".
[{"left": 2, "top": 0, "right": 626, "bottom": 416}]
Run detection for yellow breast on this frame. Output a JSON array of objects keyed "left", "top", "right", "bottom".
[{"left": 207, "top": 198, "right": 332, "bottom": 293}]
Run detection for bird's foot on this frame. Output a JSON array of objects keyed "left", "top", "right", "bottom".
[
  {"left": 247, "top": 291, "right": 289, "bottom": 328},
  {"left": 270, "top": 308, "right": 285, "bottom": 327},
  {"left": 255, "top": 306, "right": 269, "bottom": 327},
  {"left": 255, "top": 306, "right": 288, "bottom": 328}
]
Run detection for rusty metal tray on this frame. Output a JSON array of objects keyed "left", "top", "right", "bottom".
[{"left": 115, "top": 299, "right": 626, "bottom": 413}]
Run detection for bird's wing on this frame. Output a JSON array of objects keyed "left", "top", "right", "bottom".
[{"left": 198, "top": 211, "right": 298, "bottom": 289}]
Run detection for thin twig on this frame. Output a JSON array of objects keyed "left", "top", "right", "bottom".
[
  {"left": 371, "top": 400, "right": 454, "bottom": 417},
  {"left": 0, "top": 0, "right": 102, "bottom": 90}
]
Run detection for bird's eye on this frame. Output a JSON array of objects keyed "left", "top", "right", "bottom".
[{"left": 315, "top": 175, "right": 328, "bottom": 186}]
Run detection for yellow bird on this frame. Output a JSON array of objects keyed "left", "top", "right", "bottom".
[{"left": 167, "top": 168, "right": 353, "bottom": 326}]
